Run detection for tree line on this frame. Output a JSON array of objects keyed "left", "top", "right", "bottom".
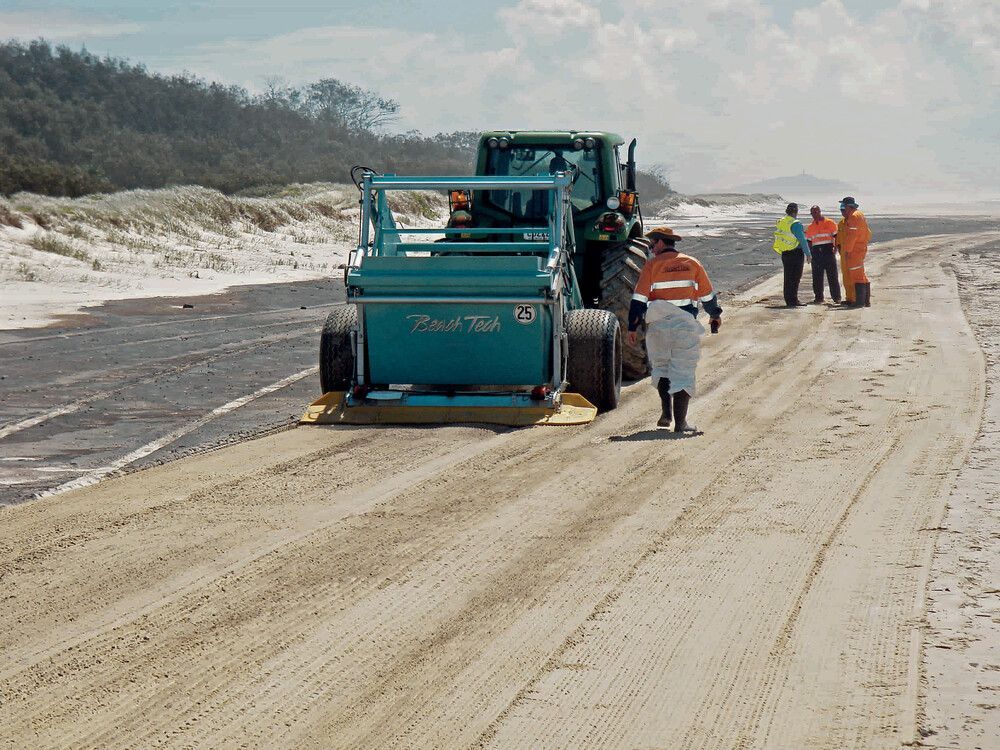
[{"left": 0, "top": 39, "right": 671, "bottom": 200}]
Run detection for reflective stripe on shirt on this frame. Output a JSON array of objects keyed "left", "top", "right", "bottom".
[{"left": 651, "top": 279, "right": 697, "bottom": 291}]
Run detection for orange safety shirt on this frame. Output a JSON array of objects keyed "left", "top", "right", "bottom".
[
  {"left": 632, "top": 251, "right": 715, "bottom": 308},
  {"left": 805, "top": 217, "right": 838, "bottom": 247},
  {"left": 838, "top": 210, "right": 871, "bottom": 256}
]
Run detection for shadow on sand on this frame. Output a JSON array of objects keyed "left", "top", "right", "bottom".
[{"left": 609, "top": 429, "right": 703, "bottom": 442}]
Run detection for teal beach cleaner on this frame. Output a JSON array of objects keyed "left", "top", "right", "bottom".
[{"left": 301, "top": 171, "right": 623, "bottom": 426}]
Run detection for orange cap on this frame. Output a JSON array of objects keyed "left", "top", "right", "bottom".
[{"left": 644, "top": 225, "right": 683, "bottom": 242}]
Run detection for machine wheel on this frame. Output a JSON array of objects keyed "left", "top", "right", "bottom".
[
  {"left": 599, "top": 236, "right": 650, "bottom": 380},
  {"left": 319, "top": 305, "right": 357, "bottom": 393},
  {"left": 565, "top": 308, "right": 622, "bottom": 411}
]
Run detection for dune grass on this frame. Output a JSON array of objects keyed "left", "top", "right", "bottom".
[
  {"left": 2, "top": 182, "right": 448, "bottom": 290},
  {"left": 28, "top": 234, "right": 89, "bottom": 263}
]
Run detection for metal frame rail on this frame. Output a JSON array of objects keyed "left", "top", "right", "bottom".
[{"left": 350, "top": 174, "right": 576, "bottom": 400}]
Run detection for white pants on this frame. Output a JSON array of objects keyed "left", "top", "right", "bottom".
[{"left": 645, "top": 300, "right": 704, "bottom": 396}]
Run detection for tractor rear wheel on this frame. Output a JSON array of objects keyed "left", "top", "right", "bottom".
[
  {"left": 319, "top": 305, "right": 357, "bottom": 393},
  {"left": 566, "top": 308, "right": 622, "bottom": 411},
  {"left": 599, "top": 237, "right": 650, "bottom": 380}
]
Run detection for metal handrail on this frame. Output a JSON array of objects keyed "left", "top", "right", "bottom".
[
  {"left": 362, "top": 173, "right": 573, "bottom": 268},
  {"left": 381, "top": 227, "right": 550, "bottom": 236},
  {"left": 369, "top": 174, "right": 573, "bottom": 190},
  {"left": 349, "top": 296, "right": 555, "bottom": 305}
]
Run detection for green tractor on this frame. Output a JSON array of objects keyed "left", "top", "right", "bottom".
[{"left": 455, "top": 131, "right": 650, "bottom": 378}]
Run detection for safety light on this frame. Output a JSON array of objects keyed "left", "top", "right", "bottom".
[
  {"left": 617, "top": 190, "right": 637, "bottom": 217},
  {"left": 597, "top": 212, "right": 626, "bottom": 233},
  {"left": 449, "top": 189, "right": 471, "bottom": 212},
  {"left": 606, "top": 196, "right": 620, "bottom": 210},
  {"left": 530, "top": 385, "right": 550, "bottom": 400},
  {"left": 584, "top": 137, "right": 596, "bottom": 149},
  {"left": 573, "top": 138, "right": 585, "bottom": 150},
  {"left": 487, "top": 137, "right": 499, "bottom": 148},
  {"left": 498, "top": 137, "right": 510, "bottom": 149},
  {"left": 351, "top": 384, "right": 369, "bottom": 400},
  {"left": 448, "top": 210, "right": 472, "bottom": 229}
]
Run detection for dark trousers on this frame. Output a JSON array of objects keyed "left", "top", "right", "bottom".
[
  {"left": 810, "top": 244, "right": 841, "bottom": 302},
  {"left": 781, "top": 248, "right": 804, "bottom": 305}
]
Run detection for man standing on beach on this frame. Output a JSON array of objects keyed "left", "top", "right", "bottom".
[
  {"left": 627, "top": 226, "right": 723, "bottom": 433},
  {"left": 772, "top": 203, "right": 812, "bottom": 307},
  {"left": 837, "top": 196, "right": 872, "bottom": 307},
  {"left": 805, "top": 205, "right": 841, "bottom": 304}
]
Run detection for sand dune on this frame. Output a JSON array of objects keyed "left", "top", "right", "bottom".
[{"left": 0, "top": 184, "right": 445, "bottom": 328}]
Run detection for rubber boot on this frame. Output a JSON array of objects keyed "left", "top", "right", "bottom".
[
  {"left": 863, "top": 282, "right": 871, "bottom": 307},
  {"left": 851, "top": 283, "right": 865, "bottom": 308},
  {"left": 673, "top": 390, "right": 696, "bottom": 433},
  {"left": 656, "top": 378, "right": 672, "bottom": 428}
]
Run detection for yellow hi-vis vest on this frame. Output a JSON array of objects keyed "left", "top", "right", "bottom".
[{"left": 773, "top": 214, "right": 799, "bottom": 253}]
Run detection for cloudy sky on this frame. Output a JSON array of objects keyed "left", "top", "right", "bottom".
[{"left": 3, "top": 0, "right": 998, "bottom": 195}]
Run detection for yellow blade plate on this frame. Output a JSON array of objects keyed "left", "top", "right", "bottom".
[{"left": 300, "top": 392, "right": 597, "bottom": 426}]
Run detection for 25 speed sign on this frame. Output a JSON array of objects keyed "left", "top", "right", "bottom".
[{"left": 513, "top": 304, "right": 536, "bottom": 324}]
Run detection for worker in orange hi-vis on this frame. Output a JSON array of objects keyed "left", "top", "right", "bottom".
[
  {"left": 627, "top": 226, "right": 722, "bottom": 433},
  {"left": 837, "top": 196, "right": 873, "bottom": 307},
  {"left": 804, "top": 205, "right": 841, "bottom": 304}
]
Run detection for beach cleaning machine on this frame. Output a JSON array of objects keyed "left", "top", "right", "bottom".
[{"left": 300, "top": 172, "right": 622, "bottom": 426}]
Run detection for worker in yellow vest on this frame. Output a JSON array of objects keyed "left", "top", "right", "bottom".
[{"left": 773, "top": 203, "right": 812, "bottom": 307}]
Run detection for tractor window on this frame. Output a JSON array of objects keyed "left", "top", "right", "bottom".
[{"left": 485, "top": 146, "right": 603, "bottom": 217}]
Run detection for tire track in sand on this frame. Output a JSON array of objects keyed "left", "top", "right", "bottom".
[
  {"left": 0, "top": 296, "right": 825, "bottom": 749},
  {"left": 476, "top": 240, "right": 983, "bottom": 750}
]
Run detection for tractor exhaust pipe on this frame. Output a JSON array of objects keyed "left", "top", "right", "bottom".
[{"left": 625, "top": 138, "right": 637, "bottom": 192}]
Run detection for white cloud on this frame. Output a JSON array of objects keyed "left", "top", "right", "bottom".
[
  {"left": 189, "top": 26, "right": 523, "bottom": 132},
  {"left": 498, "top": 0, "right": 602, "bottom": 34},
  {"left": 0, "top": 11, "right": 143, "bottom": 40},
  {"left": 657, "top": 28, "right": 700, "bottom": 54},
  {"left": 167, "top": 0, "right": 1000, "bottom": 192},
  {"left": 909, "top": 0, "right": 1000, "bottom": 81}
]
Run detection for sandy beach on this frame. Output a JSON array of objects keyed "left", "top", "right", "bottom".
[
  {"left": 1, "top": 205, "right": 998, "bottom": 747},
  {"left": 922, "top": 236, "right": 1000, "bottom": 748},
  {"left": 3, "top": 0, "right": 997, "bottom": 742}
]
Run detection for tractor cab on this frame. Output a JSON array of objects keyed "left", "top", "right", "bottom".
[
  {"left": 480, "top": 143, "right": 604, "bottom": 217},
  {"left": 466, "top": 132, "right": 644, "bottom": 316}
]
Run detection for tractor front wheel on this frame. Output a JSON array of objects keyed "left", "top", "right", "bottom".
[
  {"left": 566, "top": 308, "right": 622, "bottom": 411},
  {"left": 319, "top": 305, "right": 357, "bottom": 393},
  {"left": 599, "top": 236, "right": 650, "bottom": 380}
]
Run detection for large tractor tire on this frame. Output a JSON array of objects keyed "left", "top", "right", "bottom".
[
  {"left": 565, "top": 308, "right": 622, "bottom": 412},
  {"left": 599, "top": 237, "right": 650, "bottom": 380},
  {"left": 319, "top": 305, "right": 357, "bottom": 393}
]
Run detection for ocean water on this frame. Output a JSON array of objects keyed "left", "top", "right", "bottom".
[{"left": 656, "top": 195, "right": 999, "bottom": 239}]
